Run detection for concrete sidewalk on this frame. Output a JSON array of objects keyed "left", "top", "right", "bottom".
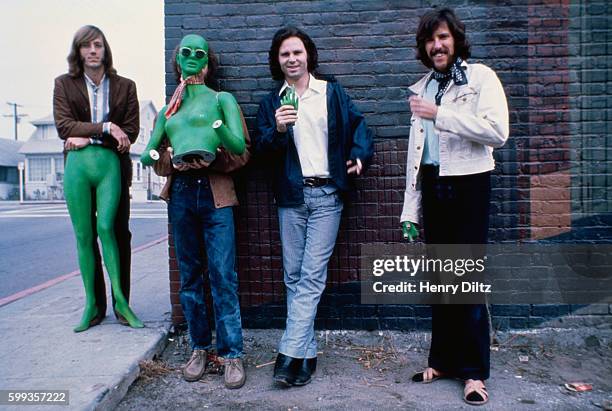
[
  {"left": 118, "top": 327, "right": 612, "bottom": 410},
  {"left": 1, "top": 239, "right": 611, "bottom": 410},
  {"left": 0, "top": 241, "right": 171, "bottom": 410}
]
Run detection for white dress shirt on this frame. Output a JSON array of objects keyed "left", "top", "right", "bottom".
[
  {"left": 279, "top": 74, "right": 329, "bottom": 178},
  {"left": 84, "top": 73, "right": 111, "bottom": 141}
]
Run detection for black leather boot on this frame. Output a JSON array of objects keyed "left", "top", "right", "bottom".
[
  {"left": 293, "top": 357, "right": 317, "bottom": 386},
  {"left": 273, "top": 353, "right": 300, "bottom": 387}
]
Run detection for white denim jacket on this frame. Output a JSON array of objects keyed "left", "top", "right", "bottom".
[{"left": 400, "top": 61, "right": 509, "bottom": 224}]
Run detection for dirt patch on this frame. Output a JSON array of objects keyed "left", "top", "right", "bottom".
[{"left": 117, "top": 327, "right": 612, "bottom": 410}]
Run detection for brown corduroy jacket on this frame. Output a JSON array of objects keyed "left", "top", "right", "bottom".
[
  {"left": 53, "top": 72, "right": 140, "bottom": 183},
  {"left": 153, "top": 113, "right": 251, "bottom": 208}
]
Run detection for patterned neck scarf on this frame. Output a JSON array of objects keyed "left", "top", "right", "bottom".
[
  {"left": 431, "top": 57, "right": 467, "bottom": 105},
  {"left": 165, "top": 69, "right": 207, "bottom": 119}
]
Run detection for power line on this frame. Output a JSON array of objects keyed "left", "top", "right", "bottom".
[{"left": 3, "top": 102, "right": 28, "bottom": 141}]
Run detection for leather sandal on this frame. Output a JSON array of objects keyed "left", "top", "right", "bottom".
[
  {"left": 412, "top": 367, "right": 444, "bottom": 383},
  {"left": 464, "top": 379, "right": 488, "bottom": 406}
]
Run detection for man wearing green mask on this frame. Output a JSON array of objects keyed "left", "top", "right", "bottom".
[
  {"left": 147, "top": 34, "right": 249, "bottom": 389},
  {"left": 54, "top": 25, "right": 140, "bottom": 330}
]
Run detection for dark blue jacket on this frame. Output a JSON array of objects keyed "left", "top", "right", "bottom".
[{"left": 254, "top": 78, "right": 374, "bottom": 206}]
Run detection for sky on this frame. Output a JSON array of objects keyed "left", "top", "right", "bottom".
[{"left": 0, "top": 0, "right": 165, "bottom": 141}]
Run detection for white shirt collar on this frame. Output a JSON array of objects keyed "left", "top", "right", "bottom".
[
  {"left": 84, "top": 73, "right": 106, "bottom": 88},
  {"left": 309, "top": 74, "right": 327, "bottom": 94},
  {"left": 279, "top": 73, "right": 326, "bottom": 96}
]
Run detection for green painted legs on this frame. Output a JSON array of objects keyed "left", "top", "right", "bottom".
[
  {"left": 64, "top": 146, "right": 144, "bottom": 332},
  {"left": 64, "top": 170, "right": 98, "bottom": 332}
]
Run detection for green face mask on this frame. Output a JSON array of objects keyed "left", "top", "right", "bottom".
[{"left": 176, "top": 34, "right": 209, "bottom": 79}]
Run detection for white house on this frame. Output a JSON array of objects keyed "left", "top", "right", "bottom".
[
  {"left": 129, "top": 100, "right": 164, "bottom": 201},
  {"left": 0, "top": 138, "right": 24, "bottom": 200},
  {"left": 18, "top": 100, "right": 164, "bottom": 201}
]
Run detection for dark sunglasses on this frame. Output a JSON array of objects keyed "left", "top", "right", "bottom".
[{"left": 180, "top": 47, "right": 207, "bottom": 59}]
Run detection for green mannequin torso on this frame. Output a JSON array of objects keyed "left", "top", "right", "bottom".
[
  {"left": 141, "top": 34, "right": 245, "bottom": 166},
  {"left": 164, "top": 86, "right": 222, "bottom": 162}
]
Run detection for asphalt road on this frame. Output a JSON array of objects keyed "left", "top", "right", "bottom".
[{"left": 0, "top": 201, "right": 168, "bottom": 300}]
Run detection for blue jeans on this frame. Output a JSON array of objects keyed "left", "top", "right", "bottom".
[
  {"left": 278, "top": 185, "right": 343, "bottom": 358},
  {"left": 168, "top": 173, "right": 243, "bottom": 358}
]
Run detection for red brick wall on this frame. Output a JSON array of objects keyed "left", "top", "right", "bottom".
[
  {"left": 527, "top": 0, "right": 572, "bottom": 239},
  {"left": 168, "top": 139, "right": 409, "bottom": 325},
  {"left": 164, "top": 0, "right": 612, "bottom": 328}
]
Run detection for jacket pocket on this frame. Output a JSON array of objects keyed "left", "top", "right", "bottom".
[
  {"left": 447, "top": 134, "right": 471, "bottom": 160},
  {"left": 171, "top": 179, "right": 189, "bottom": 195},
  {"left": 452, "top": 87, "right": 479, "bottom": 112}
]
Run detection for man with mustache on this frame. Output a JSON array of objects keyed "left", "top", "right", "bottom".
[{"left": 400, "top": 8, "right": 509, "bottom": 405}]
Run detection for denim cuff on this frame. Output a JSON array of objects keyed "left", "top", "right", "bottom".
[
  {"left": 192, "top": 343, "right": 213, "bottom": 351},
  {"left": 278, "top": 343, "right": 318, "bottom": 359}
]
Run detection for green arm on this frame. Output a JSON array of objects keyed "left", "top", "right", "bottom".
[
  {"left": 214, "top": 92, "right": 245, "bottom": 155},
  {"left": 140, "top": 106, "right": 168, "bottom": 166}
]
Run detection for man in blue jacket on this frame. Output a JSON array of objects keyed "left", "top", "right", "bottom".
[{"left": 254, "top": 26, "right": 373, "bottom": 387}]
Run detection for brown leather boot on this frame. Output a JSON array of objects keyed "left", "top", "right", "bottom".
[
  {"left": 183, "top": 349, "right": 207, "bottom": 382},
  {"left": 224, "top": 358, "right": 246, "bottom": 389}
]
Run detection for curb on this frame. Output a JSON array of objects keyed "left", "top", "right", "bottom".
[
  {"left": 0, "top": 235, "right": 168, "bottom": 308},
  {"left": 92, "top": 321, "right": 172, "bottom": 411}
]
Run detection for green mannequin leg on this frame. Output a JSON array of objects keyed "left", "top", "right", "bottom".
[
  {"left": 64, "top": 150, "right": 99, "bottom": 332},
  {"left": 94, "top": 166, "right": 143, "bottom": 329},
  {"left": 65, "top": 146, "right": 143, "bottom": 332}
]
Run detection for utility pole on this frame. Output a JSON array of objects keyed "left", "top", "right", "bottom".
[{"left": 4, "top": 102, "right": 28, "bottom": 141}]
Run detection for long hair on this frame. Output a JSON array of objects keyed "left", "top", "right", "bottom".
[
  {"left": 416, "top": 8, "right": 471, "bottom": 69},
  {"left": 67, "top": 25, "right": 116, "bottom": 77},
  {"left": 172, "top": 44, "right": 219, "bottom": 90},
  {"left": 268, "top": 26, "right": 319, "bottom": 81}
]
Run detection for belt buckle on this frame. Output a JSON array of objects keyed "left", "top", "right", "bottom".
[
  {"left": 304, "top": 177, "right": 316, "bottom": 187},
  {"left": 305, "top": 177, "right": 329, "bottom": 187}
]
